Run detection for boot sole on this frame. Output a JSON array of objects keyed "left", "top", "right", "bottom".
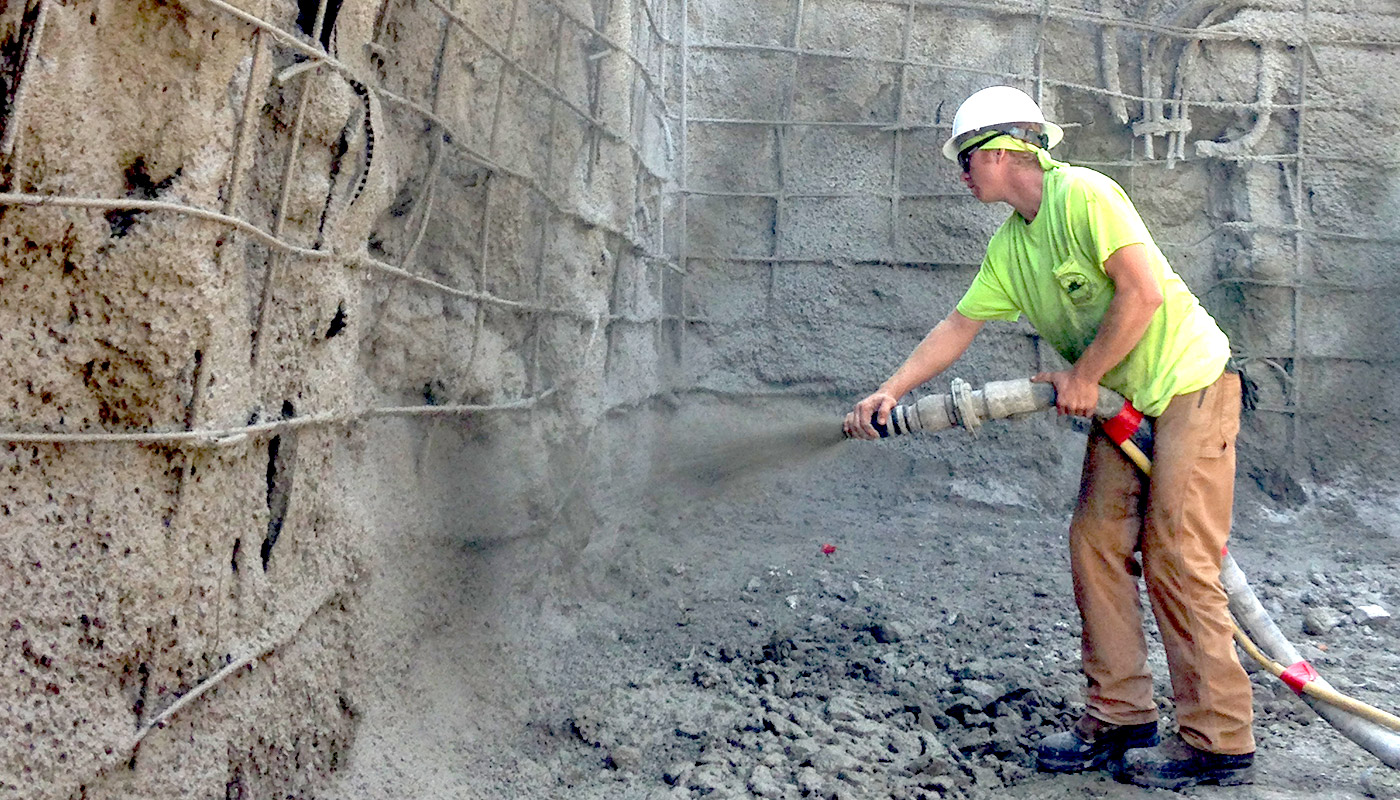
[
  {"left": 1036, "top": 734, "right": 1161, "bottom": 774},
  {"left": 1036, "top": 752, "right": 1114, "bottom": 773},
  {"left": 1117, "top": 764, "right": 1255, "bottom": 789}
]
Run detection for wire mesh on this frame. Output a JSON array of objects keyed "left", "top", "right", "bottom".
[
  {"left": 671, "top": 0, "right": 1400, "bottom": 471},
  {"left": 2, "top": 0, "right": 1397, "bottom": 466},
  {"left": 0, "top": 0, "right": 677, "bottom": 446}
]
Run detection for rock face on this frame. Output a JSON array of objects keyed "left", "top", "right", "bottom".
[
  {"left": 0, "top": 1, "right": 670, "bottom": 797},
  {"left": 1, "top": 1, "right": 1397, "bottom": 799}
]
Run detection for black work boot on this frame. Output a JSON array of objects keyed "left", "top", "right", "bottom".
[
  {"left": 1035, "top": 714, "right": 1160, "bottom": 773},
  {"left": 1113, "top": 734, "right": 1255, "bottom": 788}
]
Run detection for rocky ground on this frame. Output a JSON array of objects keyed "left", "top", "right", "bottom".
[{"left": 329, "top": 420, "right": 1400, "bottom": 800}]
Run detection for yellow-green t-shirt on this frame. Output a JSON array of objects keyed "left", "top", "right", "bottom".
[{"left": 955, "top": 164, "right": 1228, "bottom": 417}]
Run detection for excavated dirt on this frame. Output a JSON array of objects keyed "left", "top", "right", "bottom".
[{"left": 326, "top": 403, "right": 1400, "bottom": 800}]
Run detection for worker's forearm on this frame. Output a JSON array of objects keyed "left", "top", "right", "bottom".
[
  {"left": 1072, "top": 287, "right": 1159, "bottom": 385},
  {"left": 879, "top": 315, "right": 978, "bottom": 398},
  {"left": 1073, "top": 243, "right": 1165, "bottom": 386}
]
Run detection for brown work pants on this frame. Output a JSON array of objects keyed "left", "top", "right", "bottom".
[{"left": 1069, "top": 370, "right": 1255, "bottom": 755}]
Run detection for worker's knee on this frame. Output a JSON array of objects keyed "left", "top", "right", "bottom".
[{"left": 1070, "top": 523, "right": 1143, "bottom": 581}]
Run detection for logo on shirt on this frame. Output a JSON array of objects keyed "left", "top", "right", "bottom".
[{"left": 1055, "top": 266, "right": 1100, "bottom": 307}]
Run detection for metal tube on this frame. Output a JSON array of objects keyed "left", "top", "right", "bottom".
[{"left": 860, "top": 377, "right": 1126, "bottom": 437}]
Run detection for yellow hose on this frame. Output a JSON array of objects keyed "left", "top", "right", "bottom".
[
  {"left": 1231, "top": 625, "right": 1400, "bottom": 732},
  {"left": 1116, "top": 439, "right": 1153, "bottom": 476}
]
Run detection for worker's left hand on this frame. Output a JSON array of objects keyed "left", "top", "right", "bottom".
[
  {"left": 844, "top": 390, "right": 898, "bottom": 440},
  {"left": 1031, "top": 370, "right": 1099, "bottom": 417}
]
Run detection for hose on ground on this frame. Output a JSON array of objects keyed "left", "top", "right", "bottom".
[
  {"left": 1115, "top": 420, "right": 1400, "bottom": 768},
  {"left": 1231, "top": 624, "right": 1400, "bottom": 733},
  {"left": 1220, "top": 551, "right": 1400, "bottom": 770},
  {"left": 858, "top": 377, "right": 1400, "bottom": 769}
]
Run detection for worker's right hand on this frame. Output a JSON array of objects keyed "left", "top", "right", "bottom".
[{"left": 844, "top": 391, "right": 898, "bottom": 439}]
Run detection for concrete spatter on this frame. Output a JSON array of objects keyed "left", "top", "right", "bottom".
[
  {"left": 656, "top": 413, "right": 847, "bottom": 499},
  {"left": 1, "top": 2, "right": 367, "bottom": 797},
  {"left": 340, "top": 423, "right": 1400, "bottom": 799},
  {"left": 3, "top": 1, "right": 1399, "bottom": 800},
  {"left": 575, "top": 436, "right": 1400, "bottom": 798}
]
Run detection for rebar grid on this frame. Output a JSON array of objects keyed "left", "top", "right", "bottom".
[
  {"left": 773, "top": 0, "right": 807, "bottom": 263},
  {"left": 865, "top": 0, "right": 1400, "bottom": 47},
  {"left": 1287, "top": 0, "right": 1311, "bottom": 463},
  {"left": 2, "top": 0, "right": 670, "bottom": 757},
  {"left": 2, "top": 0, "right": 1396, "bottom": 450},
  {"left": 0, "top": 0, "right": 678, "bottom": 447},
  {"left": 0, "top": 0, "right": 1392, "bottom": 764},
  {"left": 886, "top": 1, "right": 916, "bottom": 252},
  {"left": 672, "top": 0, "right": 1400, "bottom": 467},
  {"left": 676, "top": 42, "right": 1375, "bottom": 123}
]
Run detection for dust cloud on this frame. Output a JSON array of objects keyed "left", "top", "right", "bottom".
[{"left": 654, "top": 413, "right": 848, "bottom": 498}]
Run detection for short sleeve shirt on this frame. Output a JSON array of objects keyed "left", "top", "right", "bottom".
[{"left": 955, "top": 164, "right": 1229, "bottom": 416}]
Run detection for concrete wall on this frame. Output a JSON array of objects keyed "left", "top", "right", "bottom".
[
  {"left": 680, "top": 0, "right": 1400, "bottom": 504},
  {"left": 1, "top": 0, "right": 671, "bottom": 797},
  {"left": 1, "top": 0, "right": 1397, "bottom": 798}
]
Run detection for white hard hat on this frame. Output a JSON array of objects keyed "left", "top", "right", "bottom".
[{"left": 941, "top": 85, "right": 1064, "bottom": 161}]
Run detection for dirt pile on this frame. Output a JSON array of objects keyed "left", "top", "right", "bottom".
[
  {"left": 456, "top": 473, "right": 1400, "bottom": 800},
  {"left": 561, "top": 568, "right": 1080, "bottom": 799}
]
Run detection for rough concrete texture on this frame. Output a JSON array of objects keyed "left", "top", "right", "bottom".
[{"left": 1, "top": 1, "right": 1397, "bottom": 799}]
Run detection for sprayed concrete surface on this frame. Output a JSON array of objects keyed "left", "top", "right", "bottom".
[{"left": 1, "top": 1, "right": 1398, "bottom": 799}]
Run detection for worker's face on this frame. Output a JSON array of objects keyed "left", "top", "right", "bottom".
[{"left": 960, "top": 148, "right": 1001, "bottom": 203}]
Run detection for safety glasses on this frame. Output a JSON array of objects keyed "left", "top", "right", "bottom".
[
  {"left": 957, "top": 145, "right": 980, "bottom": 174},
  {"left": 956, "top": 131, "right": 1000, "bottom": 174}
]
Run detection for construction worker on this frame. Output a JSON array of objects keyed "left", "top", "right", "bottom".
[{"left": 843, "top": 85, "right": 1255, "bottom": 789}]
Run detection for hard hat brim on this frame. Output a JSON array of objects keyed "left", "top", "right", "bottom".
[{"left": 941, "top": 120, "right": 1064, "bottom": 161}]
